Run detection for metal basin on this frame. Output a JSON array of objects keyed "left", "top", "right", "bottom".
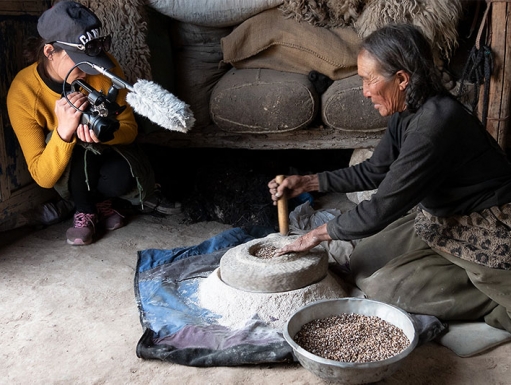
[{"left": 283, "top": 297, "right": 418, "bottom": 384}]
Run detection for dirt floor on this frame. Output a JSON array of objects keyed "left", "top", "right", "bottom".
[
  {"left": 2, "top": 148, "right": 511, "bottom": 384},
  {"left": 1, "top": 192, "right": 511, "bottom": 385}
]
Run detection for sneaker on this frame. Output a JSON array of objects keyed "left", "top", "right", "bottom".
[
  {"left": 138, "top": 188, "right": 181, "bottom": 215},
  {"left": 66, "top": 212, "right": 97, "bottom": 245},
  {"left": 96, "top": 200, "right": 125, "bottom": 231}
]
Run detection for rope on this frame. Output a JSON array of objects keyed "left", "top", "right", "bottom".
[{"left": 457, "top": 1, "right": 494, "bottom": 128}]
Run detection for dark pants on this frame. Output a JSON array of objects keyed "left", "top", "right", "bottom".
[
  {"left": 348, "top": 212, "right": 511, "bottom": 332},
  {"left": 68, "top": 146, "right": 134, "bottom": 213}
]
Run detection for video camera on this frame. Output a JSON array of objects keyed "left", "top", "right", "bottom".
[{"left": 69, "top": 79, "right": 126, "bottom": 142}]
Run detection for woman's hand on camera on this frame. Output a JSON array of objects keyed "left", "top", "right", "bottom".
[
  {"left": 55, "top": 92, "right": 90, "bottom": 142},
  {"left": 76, "top": 123, "right": 100, "bottom": 143}
]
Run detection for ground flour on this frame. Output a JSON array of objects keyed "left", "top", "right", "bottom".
[{"left": 197, "top": 268, "right": 347, "bottom": 330}]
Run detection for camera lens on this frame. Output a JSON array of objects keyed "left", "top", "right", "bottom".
[
  {"left": 90, "top": 115, "right": 120, "bottom": 142},
  {"left": 81, "top": 112, "right": 119, "bottom": 142}
]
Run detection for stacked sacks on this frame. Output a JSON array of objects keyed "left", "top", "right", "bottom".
[
  {"left": 211, "top": 1, "right": 463, "bottom": 135},
  {"left": 146, "top": 0, "right": 284, "bottom": 129},
  {"left": 213, "top": 7, "right": 362, "bottom": 134},
  {"left": 219, "top": 8, "right": 360, "bottom": 80},
  {"left": 170, "top": 22, "right": 233, "bottom": 129},
  {"left": 144, "top": 0, "right": 464, "bottom": 136}
]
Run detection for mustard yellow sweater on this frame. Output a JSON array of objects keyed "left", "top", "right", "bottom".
[{"left": 6, "top": 57, "right": 138, "bottom": 189}]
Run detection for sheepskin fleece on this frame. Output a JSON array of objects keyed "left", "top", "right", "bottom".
[
  {"left": 279, "top": 0, "right": 365, "bottom": 28},
  {"left": 73, "top": 0, "right": 152, "bottom": 83},
  {"left": 279, "top": 0, "right": 463, "bottom": 62},
  {"left": 355, "top": 0, "right": 463, "bottom": 61}
]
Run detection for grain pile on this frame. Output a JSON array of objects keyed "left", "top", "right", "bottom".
[
  {"left": 253, "top": 245, "right": 278, "bottom": 259},
  {"left": 294, "top": 313, "right": 410, "bottom": 363}
]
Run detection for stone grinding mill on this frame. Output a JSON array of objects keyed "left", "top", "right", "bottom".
[
  {"left": 197, "top": 175, "right": 346, "bottom": 330},
  {"left": 219, "top": 175, "right": 330, "bottom": 294}
]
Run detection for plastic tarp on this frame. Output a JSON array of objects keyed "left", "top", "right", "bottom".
[{"left": 134, "top": 226, "right": 295, "bottom": 366}]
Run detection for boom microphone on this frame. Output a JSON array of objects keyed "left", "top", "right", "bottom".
[
  {"left": 83, "top": 62, "right": 195, "bottom": 133},
  {"left": 127, "top": 80, "right": 195, "bottom": 133}
]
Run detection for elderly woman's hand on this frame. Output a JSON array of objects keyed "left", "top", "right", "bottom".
[
  {"left": 268, "top": 174, "right": 320, "bottom": 206},
  {"left": 274, "top": 223, "right": 332, "bottom": 256}
]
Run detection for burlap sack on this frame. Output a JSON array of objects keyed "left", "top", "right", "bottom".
[
  {"left": 221, "top": 8, "right": 360, "bottom": 80},
  {"left": 171, "top": 21, "right": 233, "bottom": 129},
  {"left": 147, "top": 0, "right": 283, "bottom": 27}
]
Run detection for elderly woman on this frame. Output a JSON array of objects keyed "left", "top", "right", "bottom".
[{"left": 268, "top": 24, "right": 511, "bottom": 332}]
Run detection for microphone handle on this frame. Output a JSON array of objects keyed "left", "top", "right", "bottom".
[{"left": 89, "top": 63, "right": 134, "bottom": 92}]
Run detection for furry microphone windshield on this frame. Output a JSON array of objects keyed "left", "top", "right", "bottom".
[
  {"left": 83, "top": 62, "right": 195, "bottom": 133},
  {"left": 126, "top": 80, "right": 195, "bottom": 133}
]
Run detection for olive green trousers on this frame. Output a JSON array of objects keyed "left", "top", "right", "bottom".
[{"left": 348, "top": 212, "right": 511, "bottom": 333}]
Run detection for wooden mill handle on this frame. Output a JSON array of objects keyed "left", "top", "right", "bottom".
[{"left": 275, "top": 175, "right": 289, "bottom": 235}]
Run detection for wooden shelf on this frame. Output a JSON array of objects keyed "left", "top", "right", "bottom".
[{"left": 137, "top": 125, "right": 385, "bottom": 150}]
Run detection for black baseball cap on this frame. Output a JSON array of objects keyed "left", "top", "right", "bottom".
[{"left": 37, "top": 1, "right": 114, "bottom": 75}]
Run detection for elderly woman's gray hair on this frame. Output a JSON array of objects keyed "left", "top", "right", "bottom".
[{"left": 360, "top": 23, "right": 447, "bottom": 112}]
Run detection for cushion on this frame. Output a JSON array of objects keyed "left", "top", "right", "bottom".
[
  {"left": 146, "top": 0, "right": 283, "bottom": 27},
  {"left": 221, "top": 8, "right": 360, "bottom": 81},
  {"left": 210, "top": 68, "right": 319, "bottom": 134},
  {"left": 321, "top": 75, "right": 388, "bottom": 131}
]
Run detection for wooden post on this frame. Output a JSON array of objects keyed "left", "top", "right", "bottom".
[{"left": 482, "top": 1, "right": 511, "bottom": 149}]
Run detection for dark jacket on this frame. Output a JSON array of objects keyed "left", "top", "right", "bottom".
[{"left": 319, "top": 94, "right": 511, "bottom": 240}]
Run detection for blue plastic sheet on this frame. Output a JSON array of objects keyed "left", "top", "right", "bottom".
[{"left": 134, "top": 227, "right": 295, "bottom": 366}]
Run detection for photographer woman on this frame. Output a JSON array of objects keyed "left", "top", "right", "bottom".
[
  {"left": 269, "top": 24, "right": 511, "bottom": 332},
  {"left": 7, "top": 1, "right": 159, "bottom": 245}
]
